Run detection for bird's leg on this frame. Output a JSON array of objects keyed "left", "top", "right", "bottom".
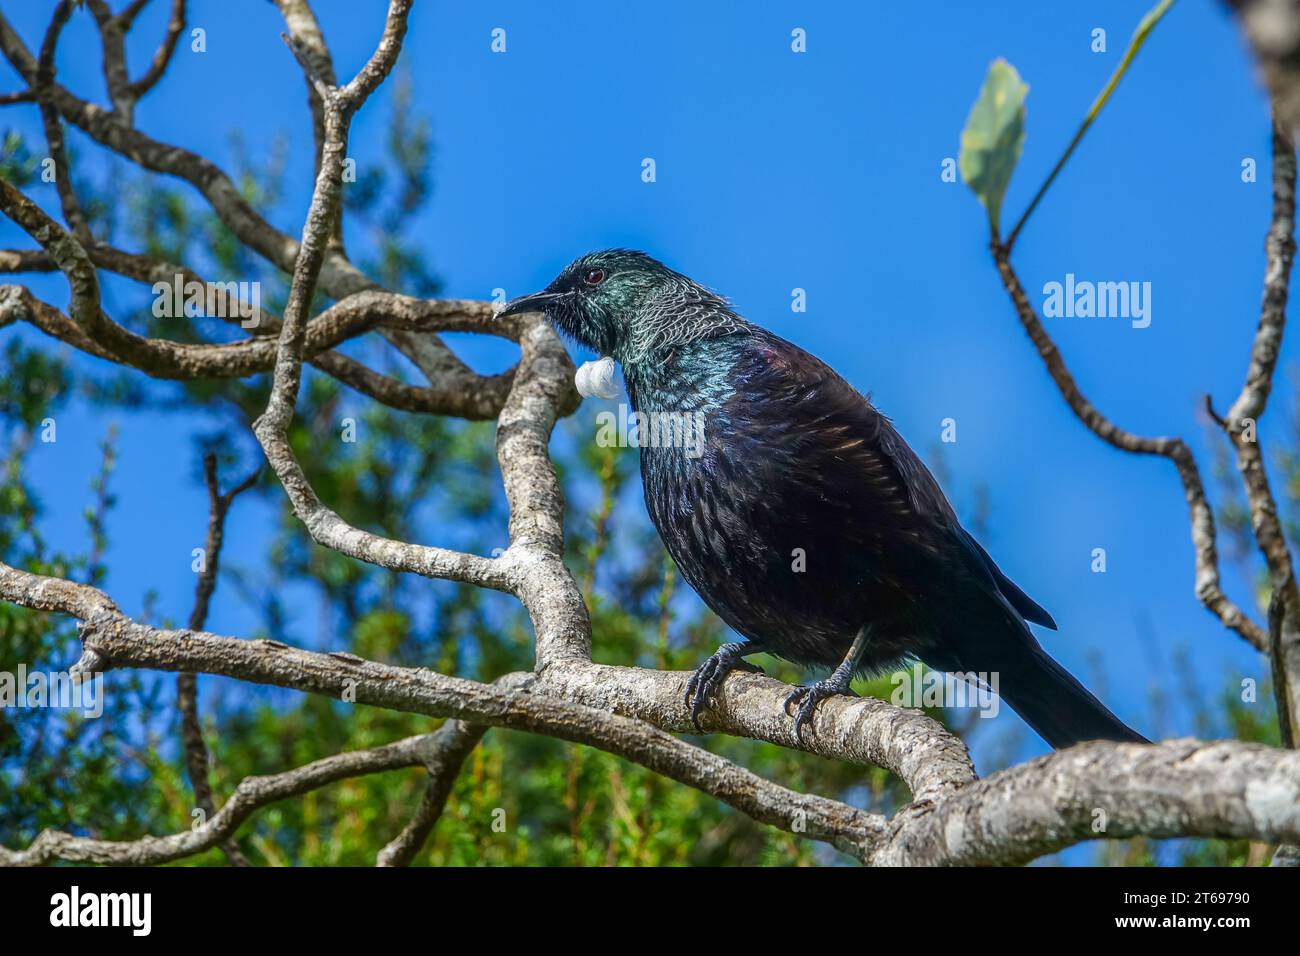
[
  {"left": 684, "top": 641, "right": 765, "bottom": 731},
  {"left": 784, "top": 627, "right": 870, "bottom": 742}
]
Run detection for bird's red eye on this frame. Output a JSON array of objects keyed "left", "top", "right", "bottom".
[{"left": 583, "top": 268, "right": 606, "bottom": 286}]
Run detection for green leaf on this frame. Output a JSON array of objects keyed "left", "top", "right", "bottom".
[{"left": 959, "top": 59, "right": 1029, "bottom": 235}]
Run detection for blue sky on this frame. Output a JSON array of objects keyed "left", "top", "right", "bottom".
[{"left": 0, "top": 0, "right": 1283, "bottom": 771}]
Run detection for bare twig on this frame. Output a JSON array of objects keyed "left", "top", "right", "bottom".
[
  {"left": 251, "top": 1, "right": 512, "bottom": 591},
  {"left": 1212, "top": 122, "right": 1300, "bottom": 742},
  {"left": 272, "top": 0, "right": 340, "bottom": 241},
  {"left": 178, "top": 453, "right": 259, "bottom": 867},
  {"left": 375, "top": 720, "right": 486, "bottom": 866},
  {"left": 34, "top": 1, "right": 89, "bottom": 241},
  {"left": 85, "top": 0, "right": 134, "bottom": 121},
  {"left": 0, "top": 5, "right": 521, "bottom": 420},
  {"left": 989, "top": 242, "right": 1266, "bottom": 650},
  {"left": 2, "top": 730, "right": 447, "bottom": 865},
  {"left": 0, "top": 238, "right": 521, "bottom": 417},
  {"left": 0, "top": 227, "right": 510, "bottom": 414},
  {"left": 127, "top": 0, "right": 187, "bottom": 102},
  {"left": 0, "top": 9, "right": 370, "bottom": 296}
]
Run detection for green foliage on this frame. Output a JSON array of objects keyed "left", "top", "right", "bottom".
[
  {"left": 0, "top": 346, "right": 180, "bottom": 849},
  {"left": 0, "top": 128, "right": 37, "bottom": 187}
]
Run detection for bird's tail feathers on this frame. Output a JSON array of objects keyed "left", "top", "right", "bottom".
[
  {"left": 996, "top": 642, "right": 1148, "bottom": 747},
  {"left": 929, "top": 623, "right": 1147, "bottom": 749}
]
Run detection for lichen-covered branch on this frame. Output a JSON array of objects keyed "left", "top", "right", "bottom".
[
  {"left": 6, "top": 559, "right": 1295, "bottom": 867},
  {"left": 0, "top": 561, "right": 883, "bottom": 864},
  {"left": 534, "top": 661, "right": 975, "bottom": 805},
  {"left": 870, "top": 739, "right": 1300, "bottom": 865}
]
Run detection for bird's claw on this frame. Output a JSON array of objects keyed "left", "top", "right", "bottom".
[
  {"left": 685, "top": 644, "right": 762, "bottom": 731},
  {"left": 783, "top": 678, "right": 856, "bottom": 742}
]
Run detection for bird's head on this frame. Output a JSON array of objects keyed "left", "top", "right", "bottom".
[{"left": 497, "top": 249, "right": 741, "bottom": 364}]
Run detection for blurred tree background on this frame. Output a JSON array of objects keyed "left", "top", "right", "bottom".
[{"left": 0, "top": 73, "right": 1280, "bottom": 867}]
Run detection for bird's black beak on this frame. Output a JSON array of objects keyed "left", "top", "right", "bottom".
[{"left": 496, "top": 290, "right": 568, "bottom": 318}]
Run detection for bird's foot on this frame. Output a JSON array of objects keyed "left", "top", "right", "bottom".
[
  {"left": 685, "top": 643, "right": 763, "bottom": 731},
  {"left": 784, "top": 674, "right": 857, "bottom": 743}
]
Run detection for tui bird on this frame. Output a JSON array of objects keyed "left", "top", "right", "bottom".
[{"left": 499, "top": 250, "right": 1147, "bottom": 748}]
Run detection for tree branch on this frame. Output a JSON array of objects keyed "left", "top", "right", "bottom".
[
  {"left": 989, "top": 242, "right": 1266, "bottom": 650},
  {"left": 177, "top": 453, "right": 258, "bottom": 867},
  {"left": 1, "top": 730, "right": 445, "bottom": 865},
  {"left": 35, "top": 1, "right": 89, "bottom": 241},
  {"left": 126, "top": 0, "right": 186, "bottom": 102},
  {"left": 871, "top": 738, "right": 1300, "bottom": 865},
  {"left": 6, "top": 559, "right": 1295, "bottom": 867},
  {"left": 1214, "top": 121, "right": 1300, "bottom": 743},
  {"left": 375, "top": 720, "right": 486, "bottom": 867},
  {"left": 0, "top": 562, "right": 883, "bottom": 864},
  {"left": 0, "top": 3, "right": 520, "bottom": 422}
]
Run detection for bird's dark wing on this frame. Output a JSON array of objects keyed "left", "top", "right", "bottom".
[
  {"left": 738, "top": 331, "right": 1054, "bottom": 629},
  {"left": 955, "top": 528, "right": 1057, "bottom": 629},
  {"left": 732, "top": 330, "right": 952, "bottom": 525}
]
